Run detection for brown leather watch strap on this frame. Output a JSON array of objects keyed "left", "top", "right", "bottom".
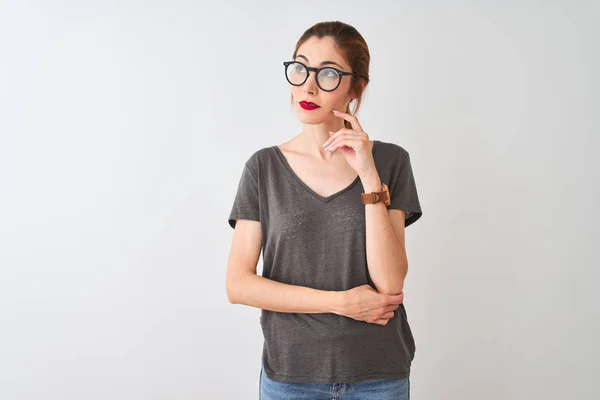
[{"left": 361, "top": 183, "right": 390, "bottom": 205}]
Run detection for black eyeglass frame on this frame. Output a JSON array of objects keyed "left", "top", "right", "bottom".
[{"left": 283, "top": 61, "right": 366, "bottom": 92}]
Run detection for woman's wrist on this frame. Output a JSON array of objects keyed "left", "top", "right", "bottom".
[
  {"left": 328, "top": 290, "right": 348, "bottom": 316},
  {"left": 360, "top": 172, "right": 382, "bottom": 192}
]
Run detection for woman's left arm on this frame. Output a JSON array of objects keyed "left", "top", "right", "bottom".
[
  {"left": 362, "top": 173, "right": 407, "bottom": 295},
  {"left": 326, "top": 110, "right": 408, "bottom": 295}
]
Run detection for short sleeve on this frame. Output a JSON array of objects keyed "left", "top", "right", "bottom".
[
  {"left": 228, "top": 163, "right": 260, "bottom": 229},
  {"left": 386, "top": 153, "right": 423, "bottom": 227}
]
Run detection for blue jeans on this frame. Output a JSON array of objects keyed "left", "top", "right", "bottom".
[{"left": 259, "top": 364, "right": 410, "bottom": 400}]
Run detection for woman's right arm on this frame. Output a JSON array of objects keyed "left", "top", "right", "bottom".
[
  {"left": 228, "top": 274, "right": 345, "bottom": 314},
  {"left": 226, "top": 219, "right": 345, "bottom": 314},
  {"left": 226, "top": 220, "right": 402, "bottom": 326}
]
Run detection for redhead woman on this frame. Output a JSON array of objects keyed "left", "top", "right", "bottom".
[{"left": 226, "top": 21, "right": 423, "bottom": 400}]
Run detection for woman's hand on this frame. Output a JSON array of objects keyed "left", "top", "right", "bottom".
[
  {"left": 337, "top": 284, "right": 404, "bottom": 326},
  {"left": 323, "top": 110, "right": 376, "bottom": 178}
]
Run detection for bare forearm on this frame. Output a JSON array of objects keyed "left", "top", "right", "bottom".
[
  {"left": 228, "top": 274, "right": 345, "bottom": 314},
  {"left": 362, "top": 172, "right": 407, "bottom": 294}
]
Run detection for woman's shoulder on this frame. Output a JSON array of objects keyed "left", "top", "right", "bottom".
[
  {"left": 241, "top": 144, "right": 279, "bottom": 174},
  {"left": 374, "top": 139, "right": 410, "bottom": 163}
]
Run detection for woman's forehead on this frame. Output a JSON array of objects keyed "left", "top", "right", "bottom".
[{"left": 296, "top": 37, "right": 348, "bottom": 68}]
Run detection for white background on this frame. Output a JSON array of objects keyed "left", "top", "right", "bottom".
[{"left": 1, "top": 1, "right": 598, "bottom": 399}]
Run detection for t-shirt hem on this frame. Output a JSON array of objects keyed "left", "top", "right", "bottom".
[
  {"left": 228, "top": 213, "right": 260, "bottom": 228},
  {"left": 229, "top": 212, "right": 259, "bottom": 220},
  {"left": 264, "top": 369, "right": 411, "bottom": 384}
]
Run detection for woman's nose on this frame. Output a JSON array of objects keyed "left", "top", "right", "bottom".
[{"left": 303, "top": 71, "right": 318, "bottom": 94}]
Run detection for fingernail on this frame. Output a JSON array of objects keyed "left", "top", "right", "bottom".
[
  {"left": 322, "top": 140, "right": 330, "bottom": 147},
  {"left": 332, "top": 109, "right": 339, "bottom": 113}
]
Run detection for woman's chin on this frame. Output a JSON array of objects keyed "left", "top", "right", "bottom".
[
  {"left": 296, "top": 109, "right": 330, "bottom": 124},
  {"left": 299, "top": 117, "right": 325, "bottom": 125}
]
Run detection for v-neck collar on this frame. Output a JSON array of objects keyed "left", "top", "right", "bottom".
[{"left": 272, "top": 140, "right": 379, "bottom": 203}]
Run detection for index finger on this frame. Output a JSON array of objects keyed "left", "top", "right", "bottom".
[
  {"left": 384, "top": 292, "right": 404, "bottom": 304},
  {"left": 332, "top": 109, "right": 364, "bottom": 132}
]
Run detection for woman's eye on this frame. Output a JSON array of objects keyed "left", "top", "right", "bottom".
[
  {"left": 321, "top": 69, "right": 337, "bottom": 78},
  {"left": 294, "top": 64, "right": 305, "bottom": 73}
]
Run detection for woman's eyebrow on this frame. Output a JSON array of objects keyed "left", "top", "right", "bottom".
[{"left": 295, "top": 54, "right": 343, "bottom": 69}]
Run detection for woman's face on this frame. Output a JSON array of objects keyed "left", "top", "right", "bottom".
[{"left": 290, "top": 36, "right": 355, "bottom": 125}]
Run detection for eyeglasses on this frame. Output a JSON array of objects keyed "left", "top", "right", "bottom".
[{"left": 283, "top": 61, "right": 365, "bottom": 92}]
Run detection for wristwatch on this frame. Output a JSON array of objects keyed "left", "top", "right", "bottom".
[{"left": 361, "top": 183, "right": 391, "bottom": 206}]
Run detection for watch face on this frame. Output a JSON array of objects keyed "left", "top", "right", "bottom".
[{"left": 383, "top": 183, "right": 390, "bottom": 205}]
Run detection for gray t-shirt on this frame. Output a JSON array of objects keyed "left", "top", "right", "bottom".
[{"left": 228, "top": 139, "right": 423, "bottom": 384}]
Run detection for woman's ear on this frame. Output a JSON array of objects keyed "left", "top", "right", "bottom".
[{"left": 350, "top": 80, "right": 366, "bottom": 100}]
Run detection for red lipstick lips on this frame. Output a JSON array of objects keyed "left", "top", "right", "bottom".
[{"left": 299, "top": 101, "right": 320, "bottom": 110}]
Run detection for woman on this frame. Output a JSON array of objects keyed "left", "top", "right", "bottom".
[{"left": 226, "top": 21, "right": 423, "bottom": 399}]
